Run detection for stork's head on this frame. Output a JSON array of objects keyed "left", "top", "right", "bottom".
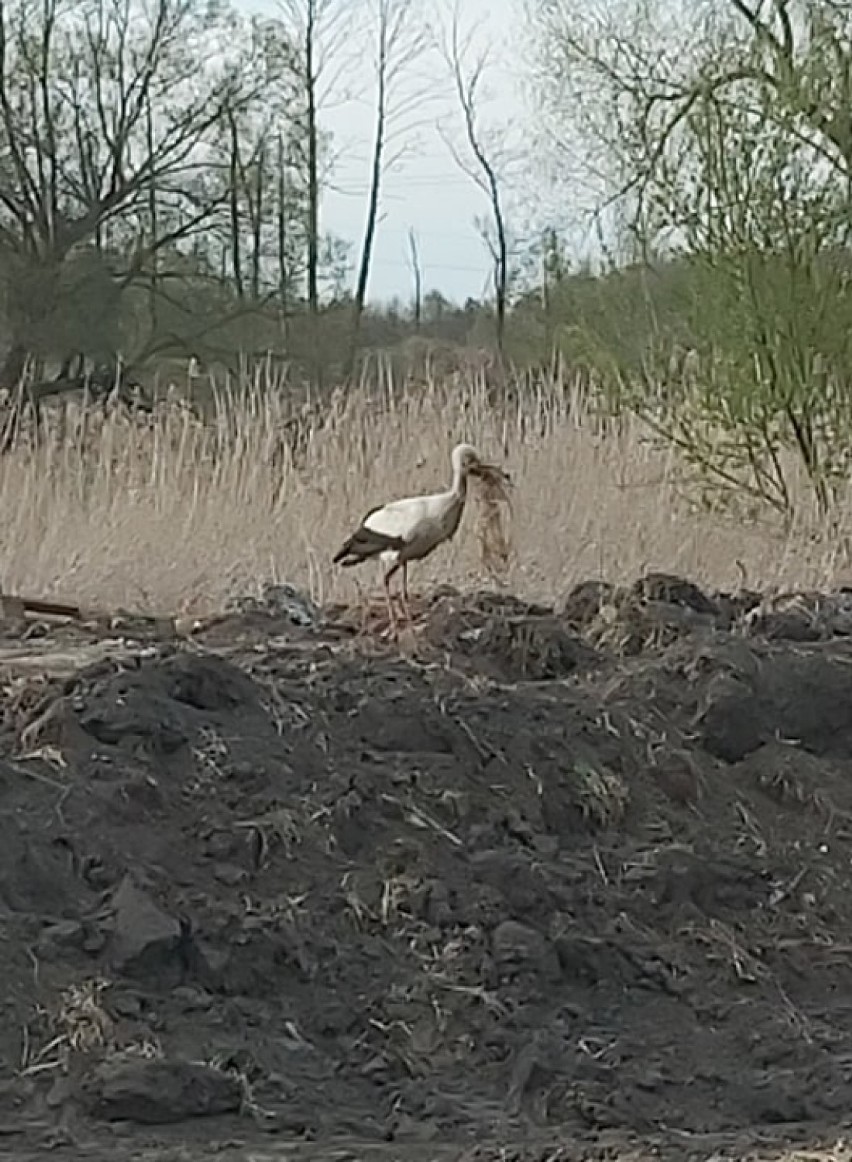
[{"left": 451, "top": 442, "right": 482, "bottom": 478}]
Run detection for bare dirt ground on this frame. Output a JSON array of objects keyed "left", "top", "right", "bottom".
[{"left": 2, "top": 575, "right": 852, "bottom": 1161}]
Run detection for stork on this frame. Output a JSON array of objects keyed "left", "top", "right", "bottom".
[{"left": 333, "top": 442, "right": 482, "bottom": 634}]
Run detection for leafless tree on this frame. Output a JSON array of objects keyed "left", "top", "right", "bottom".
[
  {"left": 220, "top": 57, "right": 302, "bottom": 308},
  {"left": 276, "top": 0, "right": 351, "bottom": 324},
  {"left": 438, "top": 3, "right": 510, "bottom": 362},
  {"left": 345, "top": 0, "right": 427, "bottom": 373},
  {"left": 0, "top": 0, "right": 263, "bottom": 387},
  {"left": 225, "top": 103, "right": 247, "bottom": 303}
]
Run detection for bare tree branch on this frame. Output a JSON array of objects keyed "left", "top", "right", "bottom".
[
  {"left": 346, "top": 0, "right": 427, "bottom": 375},
  {"left": 407, "top": 226, "right": 422, "bottom": 327},
  {"left": 437, "top": 1, "right": 509, "bottom": 361}
]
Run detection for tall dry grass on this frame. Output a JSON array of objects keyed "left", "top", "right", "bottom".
[{"left": 1, "top": 367, "right": 851, "bottom": 615}]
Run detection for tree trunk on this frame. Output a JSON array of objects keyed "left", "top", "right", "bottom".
[
  {"left": 305, "top": 0, "right": 321, "bottom": 385},
  {"left": 346, "top": 69, "right": 386, "bottom": 379}
]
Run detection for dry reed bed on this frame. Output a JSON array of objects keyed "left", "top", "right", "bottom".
[{"left": 0, "top": 370, "right": 850, "bottom": 615}]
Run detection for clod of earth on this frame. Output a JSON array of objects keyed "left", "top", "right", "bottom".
[
  {"left": 106, "top": 877, "right": 184, "bottom": 981},
  {"left": 82, "top": 1057, "right": 243, "bottom": 1124}
]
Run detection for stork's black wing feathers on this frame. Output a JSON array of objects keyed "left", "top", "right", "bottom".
[{"left": 332, "top": 506, "right": 406, "bottom": 566}]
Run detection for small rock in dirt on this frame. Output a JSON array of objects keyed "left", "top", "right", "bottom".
[
  {"left": 83, "top": 1056, "right": 242, "bottom": 1124},
  {"left": 699, "top": 673, "right": 763, "bottom": 762},
  {"left": 551, "top": 932, "right": 615, "bottom": 984},
  {"left": 172, "top": 985, "right": 213, "bottom": 1012},
  {"left": 492, "top": 919, "right": 549, "bottom": 972},
  {"left": 107, "top": 876, "right": 182, "bottom": 980}
]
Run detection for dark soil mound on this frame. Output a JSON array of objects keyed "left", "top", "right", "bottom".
[
  {"left": 423, "top": 588, "right": 600, "bottom": 681},
  {"left": 3, "top": 577, "right": 852, "bottom": 1160}
]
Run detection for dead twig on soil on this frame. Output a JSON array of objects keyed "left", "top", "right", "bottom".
[
  {"left": 683, "top": 918, "right": 768, "bottom": 984},
  {"left": 381, "top": 792, "right": 463, "bottom": 847}
]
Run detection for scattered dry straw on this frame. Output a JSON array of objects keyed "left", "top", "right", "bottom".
[
  {"left": 1, "top": 363, "right": 852, "bottom": 614},
  {"left": 22, "top": 976, "right": 114, "bottom": 1076}
]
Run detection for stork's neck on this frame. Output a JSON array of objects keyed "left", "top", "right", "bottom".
[{"left": 450, "top": 464, "right": 468, "bottom": 500}]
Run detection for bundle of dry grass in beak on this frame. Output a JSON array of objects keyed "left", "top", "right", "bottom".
[{"left": 469, "top": 459, "right": 514, "bottom": 583}]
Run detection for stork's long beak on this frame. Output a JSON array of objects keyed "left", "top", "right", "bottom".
[{"left": 470, "top": 461, "right": 512, "bottom": 486}]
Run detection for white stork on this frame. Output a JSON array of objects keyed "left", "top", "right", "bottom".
[{"left": 333, "top": 442, "right": 482, "bottom": 633}]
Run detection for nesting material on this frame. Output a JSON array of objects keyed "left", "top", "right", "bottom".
[{"left": 469, "top": 461, "right": 513, "bottom": 582}]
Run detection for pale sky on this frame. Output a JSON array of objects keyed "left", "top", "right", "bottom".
[{"left": 241, "top": 0, "right": 525, "bottom": 305}]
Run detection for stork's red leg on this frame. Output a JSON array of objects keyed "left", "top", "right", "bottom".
[
  {"left": 400, "top": 562, "right": 413, "bottom": 625},
  {"left": 383, "top": 563, "right": 400, "bottom": 637}
]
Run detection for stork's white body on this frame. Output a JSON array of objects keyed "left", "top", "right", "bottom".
[
  {"left": 363, "top": 489, "right": 466, "bottom": 568},
  {"left": 333, "top": 442, "right": 481, "bottom": 632}
]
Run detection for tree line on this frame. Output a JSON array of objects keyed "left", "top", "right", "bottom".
[
  {"left": 3, "top": 0, "right": 852, "bottom": 519},
  {"left": 0, "top": 0, "right": 521, "bottom": 392}
]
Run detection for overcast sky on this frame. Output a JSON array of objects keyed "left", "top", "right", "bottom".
[{"left": 241, "top": 0, "right": 524, "bottom": 305}]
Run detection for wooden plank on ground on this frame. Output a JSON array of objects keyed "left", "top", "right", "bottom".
[{"left": 0, "top": 588, "right": 177, "bottom": 638}]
